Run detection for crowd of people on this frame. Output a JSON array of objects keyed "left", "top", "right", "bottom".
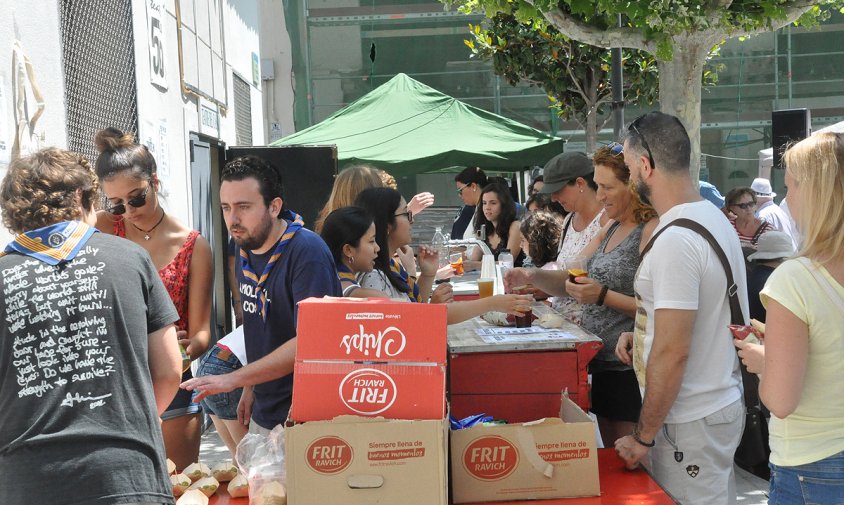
[{"left": 1, "top": 115, "right": 841, "bottom": 505}]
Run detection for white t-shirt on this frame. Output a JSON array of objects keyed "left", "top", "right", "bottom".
[
  {"left": 778, "top": 197, "right": 801, "bottom": 247},
  {"left": 633, "top": 200, "right": 745, "bottom": 424},
  {"left": 757, "top": 200, "right": 797, "bottom": 248}
]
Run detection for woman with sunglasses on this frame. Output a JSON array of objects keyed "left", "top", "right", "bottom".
[
  {"left": 94, "top": 127, "right": 212, "bottom": 471},
  {"left": 332, "top": 195, "right": 531, "bottom": 323},
  {"left": 506, "top": 144, "right": 658, "bottom": 444},
  {"left": 453, "top": 166, "right": 488, "bottom": 240},
  {"left": 725, "top": 187, "right": 773, "bottom": 258}
]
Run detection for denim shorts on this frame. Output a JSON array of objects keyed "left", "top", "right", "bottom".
[
  {"left": 196, "top": 345, "right": 244, "bottom": 421},
  {"left": 769, "top": 451, "right": 844, "bottom": 505}
]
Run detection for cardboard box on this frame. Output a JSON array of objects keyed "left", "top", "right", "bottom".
[
  {"left": 286, "top": 416, "right": 448, "bottom": 505},
  {"left": 292, "top": 297, "right": 448, "bottom": 422},
  {"left": 450, "top": 395, "right": 600, "bottom": 503}
]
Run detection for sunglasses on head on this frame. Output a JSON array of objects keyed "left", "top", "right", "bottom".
[
  {"left": 106, "top": 185, "right": 150, "bottom": 215},
  {"left": 607, "top": 142, "right": 624, "bottom": 154},
  {"left": 627, "top": 116, "right": 656, "bottom": 169}
]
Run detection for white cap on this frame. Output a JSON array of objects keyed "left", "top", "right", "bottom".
[
  {"left": 750, "top": 177, "right": 776, "bottom": 197},
  {"left": 748, "top": 231, "right": 795, "bottom": 261}
]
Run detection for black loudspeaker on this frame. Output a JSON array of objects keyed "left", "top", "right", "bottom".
[
  {"left": 772, "top": 108, "right": 811, "bottom": 169},
  {"left": 225, "top": 145, "right": 338, "bottom": 229}
]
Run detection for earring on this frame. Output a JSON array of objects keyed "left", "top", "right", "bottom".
[
  {"left": 580, "top": 189, "right": 583, "bottom": 193},
  {"left": 348, "top": 256, "right": 355, "bottom": 264}
]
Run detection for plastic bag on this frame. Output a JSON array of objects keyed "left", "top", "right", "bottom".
[{"left": 235, "top": 425, "right": 287, "bottom": 505}]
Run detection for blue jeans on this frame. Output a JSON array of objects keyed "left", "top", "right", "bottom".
[
  {"left": 770, "top": 452, "right": 844, "bottom": 505},
  {"left": 196, "top": 345, "right": 243, "bottom": 420}
]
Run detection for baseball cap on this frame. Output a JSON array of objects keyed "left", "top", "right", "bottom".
[{"left": 539, "top": 152, "right": 593, "bottom": 194}]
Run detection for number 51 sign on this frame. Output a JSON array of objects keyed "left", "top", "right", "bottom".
[{"left": 146, "top": 0, "right": 168, "bottom": 89}]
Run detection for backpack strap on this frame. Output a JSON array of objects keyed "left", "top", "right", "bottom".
[{"left": 640, "top": 218, "right": 744, "bottom": 326}]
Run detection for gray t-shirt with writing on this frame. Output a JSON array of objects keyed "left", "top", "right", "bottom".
[{"left": 0, "top": 233, "right": 178, "bottom": 505}]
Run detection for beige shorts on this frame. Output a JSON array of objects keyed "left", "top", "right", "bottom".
[{"left": 645, "top": 399, "right": 744, "bottom": 505}]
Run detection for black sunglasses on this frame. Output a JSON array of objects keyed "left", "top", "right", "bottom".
[
  {"left": 107, "top": 185, "right": 150, "bottom": 215},
  {"left": 456, "top": 183, "right": 470, "bottom": 195},
  {"left": 394, "top": 210, "right": 413, "bottom": 224},
  {"left": 627, "top": 117, "right": 656, "bottom": 170},
  {"left": 733, "top": 201, "right": 756, "bottom": 210}
]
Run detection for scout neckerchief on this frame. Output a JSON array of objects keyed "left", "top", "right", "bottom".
[
  {"left": 337, "top": 262, "right": 357, "bottom": 285},
  {"left": 1, "top": 220, "right": 97, "bottom": 266},
  {"left": 240, "top": 210, "right": 304, "bottom": 321},
  {"left": 389, "top": 257, "right": 420, "bottom": 302}
]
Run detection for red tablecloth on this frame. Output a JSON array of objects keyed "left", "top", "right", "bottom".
[{"left": 209, "top": 449, "right": 675, "bottom": 505}]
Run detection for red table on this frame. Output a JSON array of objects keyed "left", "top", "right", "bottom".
[
  {"left": 209, "top": 450, "right": 675, "bottom": 505},
  {"left": 447, "top": 305, "right": 603, "bottom": 421}
]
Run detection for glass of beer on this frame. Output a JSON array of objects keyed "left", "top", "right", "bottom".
[
  {"left": 566, "top": 256, "right": 588, "bottom": 284},
  {"left": 477, "top": 278, "right": 494, "bottom": 298}
]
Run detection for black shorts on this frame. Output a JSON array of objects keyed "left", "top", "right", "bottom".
[{"left": 590, "top": 369, "right": 642, "bottom": 423}]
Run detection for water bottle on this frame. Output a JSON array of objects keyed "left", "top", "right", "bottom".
[
  {"left": 498, "top": 251, "right": 514, "bottom": 270},
  {"left": 431, "top": 226, "right": 449, "bottom": 268}
]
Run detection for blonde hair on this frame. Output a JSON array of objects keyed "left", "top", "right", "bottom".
[
  {"left": 377, "top": 169, "right": 397, "bottom": 189},
  {"left": 314, "top": 164, "right": 384, "bottom": 232},
  {"left": 784, "top": 132, "right": 844, "bottom": 264},
  {"left": 1, "top": 148, "right": 98, "bottom": 233}
]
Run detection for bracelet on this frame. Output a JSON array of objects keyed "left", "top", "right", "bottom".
[
  {"left": 632, "top": 427, "right": 655, "bottom": 448},
  {"left": 596, "top": 284, "right": 609, "bottom": 306}
]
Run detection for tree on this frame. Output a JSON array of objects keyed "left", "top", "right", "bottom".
[
  {"left": 450, "top": 0, "right": 844, "bottom": 180},
  {"left": 467, "top": 12, "right": 660, "bottom": 152}
]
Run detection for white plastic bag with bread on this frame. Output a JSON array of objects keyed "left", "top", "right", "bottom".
[{"left": 235, "top": 424, "right": 287, "bottom": 505}]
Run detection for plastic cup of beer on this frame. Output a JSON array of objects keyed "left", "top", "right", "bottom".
[
  {"left": 512, "top": 285, "right": 532, "bottom": 328},
  {"left": 477, "top": 278, "right": 494, "bottom": 298},
  {"left": 566, "top": 256, "right": 588, "bottom": 284},
  {"left": 449, "top": 253, "right": 464, "bottom": 276}
]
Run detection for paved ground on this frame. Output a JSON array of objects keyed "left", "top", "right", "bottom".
[{"left": 199, "top": 425, "right": 770, "bottom": 504}]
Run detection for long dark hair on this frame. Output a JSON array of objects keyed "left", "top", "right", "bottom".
[
  {"left": 474, "top": 183, "right": 516, "bottom": 245},
  {"left": 354, "top": 187, "right": 409, "bottom": 294},
  {"left": 320, "top": 206, "right": 374, "bottom": 267}
]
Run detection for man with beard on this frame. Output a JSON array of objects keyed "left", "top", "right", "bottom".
[
  {"left": 182, "top": 155, "right": 340, "bottom": 434},
  {"left": 614, "top": 112, "right": 747, "bottom": 505}
]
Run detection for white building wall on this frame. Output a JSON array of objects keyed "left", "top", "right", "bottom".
[
  {"left": 0, "top": 0, "right": 274, "bottom": 244},
  {"left": 0, "top": 1, "right": 68, "bottom": 245},
  {"left": 130, "top": 0, "right": 265, "bottom": 229},
  {"left": 259, "top": 0, "right": 296, "bottom": 141}
]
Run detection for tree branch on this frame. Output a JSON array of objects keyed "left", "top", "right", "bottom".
[
  {"left": 728, "top": 1, "right": 817, "bottom": 38},
  {"left": 530, "top": 3, "right": 657, "bottom": 53}
]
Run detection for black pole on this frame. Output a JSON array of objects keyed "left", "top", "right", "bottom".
[{"left": 611, "top": 14, "right": 625, "bottom": 140}]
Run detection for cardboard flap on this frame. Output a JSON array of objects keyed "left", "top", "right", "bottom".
[
  {"left": 560, "top": 394, "right": 593, "bottom": 424},
  {"left": 516, "top": 429, "right": 554, "bottom": 478},
  {"left": 521, "top": 417, "right": 563, "bottom": 428},
  {"left": 347, "top": 474, "right": 385, "bottom": 489}
]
